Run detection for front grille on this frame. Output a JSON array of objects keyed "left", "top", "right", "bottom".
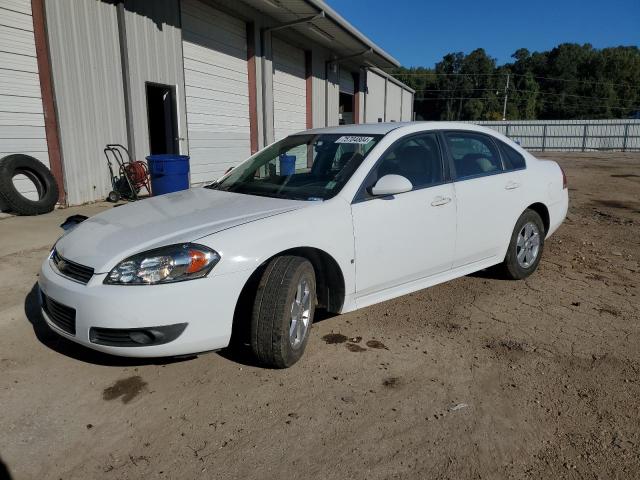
[
  {"left": 51, "top": 249, "right": 94, "bottom": 284},
  {"left": 41, "top": 292, "right": 76, "bottom": 335}
]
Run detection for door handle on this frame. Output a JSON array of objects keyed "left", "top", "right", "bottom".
[
  {"left": 505, "top": 181, "right": 520, "bottom": 190},
  {"left": 431, "top": 196, "right": 452, "bottom": 207}
]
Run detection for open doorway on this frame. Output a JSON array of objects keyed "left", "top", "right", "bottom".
[
  {"left": 339, "top": 92, "right": 354, "bottom": 125},
  {"left": 146, "top": 83, "right": 178, "bottom": 154}
]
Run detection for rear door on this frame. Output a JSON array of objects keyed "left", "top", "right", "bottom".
[
  {"left": 352, "top": 132, "right": 456, "bottom": 301},
  {"left": 443, "top": 131, "right": 524, "bottom": 268}
]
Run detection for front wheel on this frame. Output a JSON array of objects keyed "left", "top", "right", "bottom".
[
  {"left": 499, "top": 209, "right": 545, "bottom": 280},
  {"left": 250, "top": 256, "right": 316, "bottom": 368}
]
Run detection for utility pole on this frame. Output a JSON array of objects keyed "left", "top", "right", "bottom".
[{"left": 502, "top": 73, "right": 510, "bottom": 121}]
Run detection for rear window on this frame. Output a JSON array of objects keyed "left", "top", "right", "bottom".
[{"left": 498, "top": 141, "right": 526, "bottom": 170}]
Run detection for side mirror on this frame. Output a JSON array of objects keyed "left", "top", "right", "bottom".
[{"left": 370, "top": 174, "right": 413, "bottom": 196}]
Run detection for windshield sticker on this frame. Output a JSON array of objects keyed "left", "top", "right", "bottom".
[{"left": 335, "top": 136, "right": 374, "bottom": 144}]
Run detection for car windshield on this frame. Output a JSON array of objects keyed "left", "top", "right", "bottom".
[{"left": 207, "top": 133, "right": 383, "bottom": 201}]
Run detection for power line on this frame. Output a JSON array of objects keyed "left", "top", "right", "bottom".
[
  {"left": 413, "top": 96, "right": 639, "bottom": 111},
  {"left": 414, "top": 87, "right": 637, "bottom": 106},
  {"left": 386, "top": 71, "right": 640, "bottom": 89}
]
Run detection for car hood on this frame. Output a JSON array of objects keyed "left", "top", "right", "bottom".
[{"left": 55, "top": 188, "right": 306, "bottom": 272}]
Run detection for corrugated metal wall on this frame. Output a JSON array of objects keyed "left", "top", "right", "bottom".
[
  {"left": 45, "top": 0, "right": 127, "bottom": 205},
  {"left": 123, "top": 0, "right": 187, "bottom": 159},
  {"left": 311, "top": 47, "right": 327, "bottom": 128},
  {"left": 470, "top": 119, "right": 640, "bottom": 151},
  {"left": 325, "top": 61, "right": 340, "bottom": 126},
  {"left": 0, "top": 0, "right": 49, "bottom": 201}
]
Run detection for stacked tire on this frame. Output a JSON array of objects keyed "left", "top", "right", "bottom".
[{"left": 0, "top": 154, "right": 59, "bottom": 215}]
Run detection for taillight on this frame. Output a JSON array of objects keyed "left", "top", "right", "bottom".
[{"left": 560, "top": 167, "right": 567, "bottom": 189}]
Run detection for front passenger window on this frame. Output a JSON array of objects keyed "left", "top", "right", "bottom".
[
  {"left": 445, "top": 132, "right": 503, "bottom": 180},
  {"left": 374, "top": 133, "right": 444, "bottom": 190}
]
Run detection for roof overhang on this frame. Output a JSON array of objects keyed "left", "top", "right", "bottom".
[{"left": 241, "top": 0, "right": 401, "bottom": 69}]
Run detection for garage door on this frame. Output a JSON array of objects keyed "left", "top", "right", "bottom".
[
  {"left": 272, "top": 37, "right": 306, "bottom": 141},
  {"left": 365, "top": 70, "right": 385, "bottom": 123},
  {"left": 401, "top": 90, "right": 413, "bottom": 121},
  {"left": 0, "top": 0, "right": 50, "bottom": 202},
  {"left": 386, "top": 82, "right": 402, "bottom": 122},
  {"left": 181, "top": 0, "right": 251, "bottom": 184},
  {"left": 339, "top": 67, "right": 354, "bottom": 95}
]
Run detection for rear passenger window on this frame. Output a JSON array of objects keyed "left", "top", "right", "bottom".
[
  {"left": 444, "top": 132, "right": 503, "bottom": 180},
  {"left": 498, "top": 141, "right": 526, "bottom": 170}
]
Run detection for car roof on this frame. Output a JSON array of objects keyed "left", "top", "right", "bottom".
[{"left": 301, "top": 121, "right": 499, "bottom": 136}]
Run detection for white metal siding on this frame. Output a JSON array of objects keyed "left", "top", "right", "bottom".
[
  {"left": 401, "top": 89, "right": 413, "bottom": 121},
  {"left": 45, "top": 0, "right": 128, "bottom": 205},
  {"left": 365, "top": 70, "right": 385, "bottom": 123},
  {"left": 124, "top": 0, "right": 187, "bottom": 161},
  {"left": 386, "top": 82, "right": 402, "bottom": 122},
  {"left": 181, "top": 0, "right": 251, "bottom": 184},
  {"left": 272, "top": 37, "right": 306, "bottom": 140},
  {"left": 0, "top": 0, "right": 49, "bottom": 201},
  {"left": 311, "top": 48, "right": 326, "bottom": 128}
]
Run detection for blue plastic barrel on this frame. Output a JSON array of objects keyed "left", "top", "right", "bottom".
[
  {"left": 279, "top": 154, "right": 296, "bottom": 176},
  {"left": 146, "top": 154, "right": 190, "bottom": 196}
]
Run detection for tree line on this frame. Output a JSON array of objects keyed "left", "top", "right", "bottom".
[{"left": 388, "top": 44, "right": 640, "bottom": 121}]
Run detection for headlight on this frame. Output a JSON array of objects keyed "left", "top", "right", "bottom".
[{"left": 104, "top": 244, "right": 220, "bottom": 285}]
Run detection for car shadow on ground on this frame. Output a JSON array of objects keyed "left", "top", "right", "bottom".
[
  {"left": 216, "top": 308, "right": 337, "bottom": 368},
  {"left": 0, "top": 455, "right": 13, "bottom": 480},
  {"left": 24, "top": 283, "right": 194, "bottom": 367},
  {"left": 468, "top": 266, "right": 513, "bottom": 281}
]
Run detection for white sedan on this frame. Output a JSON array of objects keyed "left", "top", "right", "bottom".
[{"left": 39, "top": 122, "right": 568, "bottom": 367}]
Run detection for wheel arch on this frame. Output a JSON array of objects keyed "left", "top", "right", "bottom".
[
  {"left": 230, "top": 246, "right": 346, "bottom": 344},
  {"left": 526, "top": 202, "right": 550, "bottom": 234}
]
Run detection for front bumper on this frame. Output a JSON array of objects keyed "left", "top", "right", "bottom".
[{"left": 37, "top": 256, "right": 248, "bottom": 357}]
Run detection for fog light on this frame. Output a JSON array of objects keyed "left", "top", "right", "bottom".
[{"left": 129, "top": 330, "right": 156, "bottom": 344}]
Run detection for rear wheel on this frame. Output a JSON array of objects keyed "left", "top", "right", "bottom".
[
  {"left": 500, "top": 209, "right": 545, "bottom": 280},
  {"left": 250, "top": 256, "right": 316, "bottom": 368}
]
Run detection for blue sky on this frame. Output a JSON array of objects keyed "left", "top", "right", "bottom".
[{"left": 328, "top": 0, "right": 640, "bottom": 67}]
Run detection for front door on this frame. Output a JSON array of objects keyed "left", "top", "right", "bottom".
[{"left": 352, "top": 132, "right": 457, "bottom": 303}]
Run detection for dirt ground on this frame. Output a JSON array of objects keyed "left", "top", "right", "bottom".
[{"left": 0, "top": 152, "right": 638, "bottom": 480}]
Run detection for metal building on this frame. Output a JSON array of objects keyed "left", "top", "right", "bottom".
[{"left": 0, "top": 0, "right": 414, "bottom": 206}]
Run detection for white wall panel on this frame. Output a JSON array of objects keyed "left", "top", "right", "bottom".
[
  {"left": 45, "top": 0, "right": 127, "bottom": 204},
  {"left": 386, "top": 82, "right": 402, "bottom": 122},
  {"left": 365, "top": 70, "right": 385, "bottom": 123},
  {"left": 272, "top": 37, "right": 306, "bottom": 140},
  {"left": 182, "top": 0, "right": 251, "bottom": 184},
  {"left": 401, "top": 89, "right": 413, "bottom": 121},
  {"left": 0, "top": 0, "right": 50, "bottom": 205}
]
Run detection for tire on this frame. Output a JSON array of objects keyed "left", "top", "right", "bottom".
[
  {"left": 499, "top": 209, "right": 545, "bottom": 280},
  {"left": 250, "top": 256, "right": 316, "bottom": 368},
  {"left": 0, "top": 154, "right": 59, "bottom": 215},
  {"left": 108, "top": 191, "right": 121, "bottom": 203}
]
